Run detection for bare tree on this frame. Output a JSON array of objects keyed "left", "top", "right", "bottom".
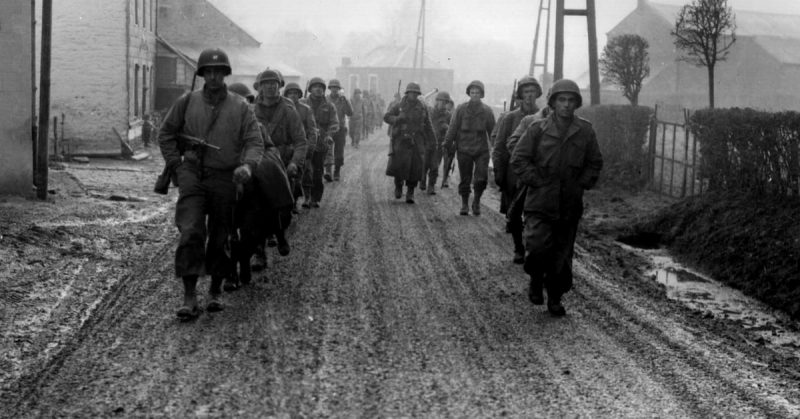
[
  {"left": 672, "top": 0, "right": 736, "bottom": 108},
  {"left": 599, "top": 34, "right": 650, "bottom": 106}
]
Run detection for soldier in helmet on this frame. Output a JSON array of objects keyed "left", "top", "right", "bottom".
[
  {"left": 511, "top": 78, "right": 603, "bottom": 316},
  {"left": 327, "top": 79, "right": 353, "bottom": 181},
  {"left": 424, "top": 91, "right": 453, "bottom": 195},
  {"left": 283, "top": 82, "right": 319, "bottom": 212},
  {"left": 443, "top": 80, "right": 496, "bottom": 216},
  {"left": 158, "top": 48, "right": 264, "bottom": 319},
  {"left": 438, "top": 92, "right": 456, "bottom": 188},
  {"left": 300, "top": 77, "right": 339, "bottom": 207},
  {"left": 492, "top": 76, "right": 543, "bottom": 264},
  {"left": 349, "top": 88, "right": 366, "bottom": 149},
  {"left": 363, "top": 90, "right": 375, "bottom": 138},
  {"left": 383, "top": 82, "right": 437, "bottom": 203},
  {"left": 231, "top": 68, "right": 307, "bottom": 284},
  {"left": 228, "top": 82, "right": 255, "bottom": 106}
]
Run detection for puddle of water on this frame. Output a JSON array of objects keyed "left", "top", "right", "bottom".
[{"left": 619, "top": 243, "right": 800, "bottom": 356}]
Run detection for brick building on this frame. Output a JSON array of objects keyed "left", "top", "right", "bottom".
[
  {"left": 48, "top": 0, "right": 157, "bottom": 154},
  {"left": 0, "top": 0, "right": 34, "bottom": 195}
]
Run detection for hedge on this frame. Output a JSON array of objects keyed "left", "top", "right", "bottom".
[{"left": 689, "top": 108, "right": 800, "bottom": 196}]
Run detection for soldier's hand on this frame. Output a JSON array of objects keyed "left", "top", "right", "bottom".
[
  {"left": 233, "top": 164, "right": 252, "bottom": 184},
  {"left": 286, "top": 162, "right": 299, "bottom": 178},
  {"left": 325, "top": 136, "right": 334, "bottom": 147},
  {"left": 396, "top": 113, "right": 407, "bottom": 123}
]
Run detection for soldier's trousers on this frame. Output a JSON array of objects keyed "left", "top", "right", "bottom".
[
  {"left": 523, "top": 214, "right": 579, "bottom": 298},
  {"left": 333, "top": 127, "right": 347, "bottom": 167},
  {"left": 506, "top": 184, "right": 527, "bottom": 250},
  {"left": 423, "top": 147, "right": 443, "bottom": 184},
  {"left": 456, "top": 150, "right": 490, "bottom": 196},
  {"left": 349, "top": 120, "right": 363, "bottom": 146},
  {"left": 174, "top": 164, "right": 236, "bottom": 278},
  {"left": 309, "top": 150, "right": 327, "bottom": 201}
]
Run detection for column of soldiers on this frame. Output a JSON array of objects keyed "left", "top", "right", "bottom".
[
  {"left": 158, "top": 48, "right": 602, "bottom": 320},
  {"left": 158, "top": 48, "right": 386, "bottom": 320}
]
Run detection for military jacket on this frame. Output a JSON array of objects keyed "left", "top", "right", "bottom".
[
  {"left": 444, "top": 101, "right": 496, "bottom": 156},
  {"left": 254, "top": 95, "right": 307, "bottom": 167}
]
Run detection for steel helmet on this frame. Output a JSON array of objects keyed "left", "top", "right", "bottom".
[
  {"left": 465, "top": 80, "right": 485, "bottom": 98},
  {"left": 283, "top": 82, "right": 303, "bottom": 97},
  {"left": 516, "top": 76, "right": 543, "bottom": 99},
  {"left": 196, "top": 48, "right": 231, "bottom": 76},
  {"left": 547, "top": 78, "right": 582, "bottom": 108},
  {"left": 353, "top": 88, "right": 362, "bottom": 94},
  {"left": 435, "top": 91, "right": 452, "bottom": 103},
  {"left": 405, "top": 82, "right": 422, "bottom": 94},
  {"left": 255, "top": 69, "right": 283, "bottom": 87},
  {"left": 307, "top": 77, "right": 326, "bottom": 91},
  {"left": 228, "top": 82, "right": 254, "bottom": 101},
  {"left": 328, "top": 79, "right": 342, "bottom": 89}
]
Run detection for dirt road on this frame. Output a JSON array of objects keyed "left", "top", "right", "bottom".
[{"left": 2, "top": 134, "right": 799, "bottom": 417}]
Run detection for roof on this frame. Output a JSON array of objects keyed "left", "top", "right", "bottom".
[
  {"left": 354, "top": 44, "right": 447, "bottom": 69},
  {"left": 634, "top": 1, "right": 800, "bottom": 65}
]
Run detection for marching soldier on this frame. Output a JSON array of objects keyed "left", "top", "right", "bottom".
[
  {"left": 300, "top": 77, "right": 339, "bottom": 207},
  {"left": 383, "top": 82, "right": 437, "bottom": 204},
  {"left": 283, "top": 82, "right": 319, "bottom": 211},
  {"left": 349, "top": 88, "right": 366, "bottom": 149},
  {"left": 158, "top": 48, "right": 263, "bottom": 319},
  {"left": 363, "top": 91, "right": 375, "bottom": 138},
  {"left": 228, "top": 82, "right": 255, "bottom": 106},
  {"left": 438, "top": 92, "right": 456, "bottom": 188},
  {"left": 424, "top": 91, "right": 453, "bottom": 195},
  {"left": 492, "top": 76, "right": 543, "bottom": 264},
  {"left": 327, "top": 79, "right": 353, "bottom": 181},
  {"left": 443, "top": 80, "right": 496, "bottom": 216},
  {"left": 510, "top": 79, "right": 603, "bottom": 316},
  {"left": 237, "top": 69, "right": 307, "bottom": 282}
]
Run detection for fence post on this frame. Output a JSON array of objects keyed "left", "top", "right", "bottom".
[
  {"left": 648, "top": 105, "right": 658, "bottom": 187},
  {"left": 681, "top": 108, "right": 690, "bottom": 197}
]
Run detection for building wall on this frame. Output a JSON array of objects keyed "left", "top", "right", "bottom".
[
  {"left": 335, "top": 66, "right": 453, "bottom": 109},
  {"left": 0, "top": 0, "right": 33, "bottom": 195},
  {"left": 49, "top": 0, "right": 156, "bottom": 154}
]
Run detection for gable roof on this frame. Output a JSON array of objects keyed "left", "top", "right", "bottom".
[{"left": 158, "top": 0, "right": 260, "bottom": 49}]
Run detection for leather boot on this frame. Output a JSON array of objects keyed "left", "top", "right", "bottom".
[
  {"left": 334, "top": 165, "right": 341, "bottom": 181},
  {"left": 208, "top": 276, "right": 225, "bottom": 312},
  {"left": 406, "top": 186, "right": 415, "bottom": 204},
  {"left": 324, "top": 166, "right": 333, "bottom": 182},
  {"left": 251, "top": 244, "right": 267, "bottom": 271},
  {"left": 528, "top": 274, "right": 544, "bottom": 305},
  {"left": 547, "top": 290, "right": 566, "bottom": 316},
  {"left": 460, "top": 194, "right": 470, "bottom": 215},
  {"left": 472, "top": 190, "right": 483, "bottom": 216},
  {"left": 394, "top": 183, "right": 403, "bottom": 199},
  {"left": 176, "top": 276, "right": 200, "bottom": 320},
  {"left": 426, "top": 177, "right": 436, "bottom": 195},
  {"left": 276, "top": 229, "right": 291, "bottom": 256}
]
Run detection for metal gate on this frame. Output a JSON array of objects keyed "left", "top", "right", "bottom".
[{"left": 647, "top": 104, "right": 705, "bottom": 197}]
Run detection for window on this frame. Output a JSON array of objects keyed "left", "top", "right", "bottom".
[
  {"left": 368, "top": 74, "right": 378, "bottom": 94},
  {"left": 143, "top": 0, "right": 147, "bottom": 30},
  {"left": 134, "top": 64, "right": 140, "bottom": 117},
  {"left": 135, "top": 0, "right": 139, "bottom": 26},
  {"left": 142, "top": 65, "right": 148, "bottom": 116}
]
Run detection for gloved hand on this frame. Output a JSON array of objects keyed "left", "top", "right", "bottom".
[
  {"left": 286, "top": 162, "right": 299, "bottom": 178},
  {"left": 233, "top": 164, "right": 252, "bottom": 184}
]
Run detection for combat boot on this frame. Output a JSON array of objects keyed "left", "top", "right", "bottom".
[
  {"left": 460, "top": 194, "right": 470, "bottom": 215},
  {"left": 324, "top": 166, "right": 333, "bottom": 182},
  {"left": 528, "top": 274, "right": 544, "bottom": 305},
  {"left": 472, "top": 190, "right": 483, "bottom": 216},
  {"left": 395, "top": 184, "right": 403, "bottom": 199},
  {"left": 406, "top": 186, "right": 415, "bottom": 204},
  {"left": 176, "top": 276, "right": 200, "bottom": 320},
  {"left": 208, "top": 276, "right": 225, "bottom": 312},
  {"left": 441, "top": 177, "right": 449, "bottom": 188},
  {"left": 276, "top": 229, "right": 291, "bottom": 256},
  {"left": 547, "top": 291, "right": 566, "bottom": 316},
  {"left": 426, "top": 177, "right": 436, "bottom": 195},
  {"left": 251, "top": 244, "right": 267, "bottom": 271},
  {"left": 333, "top": 165, "right": 341, "bottom": 181}
]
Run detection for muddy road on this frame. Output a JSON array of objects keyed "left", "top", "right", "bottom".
[{"left": 2, "top": 134, "right": 800, "bottom": 417}]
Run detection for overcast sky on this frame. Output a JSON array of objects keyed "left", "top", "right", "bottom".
[{"left": 208, "top": 0, "right": 800, "bottom": 83}]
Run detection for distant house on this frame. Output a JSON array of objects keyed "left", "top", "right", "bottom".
[
  {"left": 0, "top": 0, "right": 34, "bottom": 195},
  {"left": 335, "top": 43, "right": 454, "bottom": 105},
  {"left": 600, "top": 0, "right": 800, "bottom": 111},
  {"left": 155, "top": 0, "right": 302, "bottom": 111},
  {"left": 46, "top": 0, "right": 157, "bottom": 155}
]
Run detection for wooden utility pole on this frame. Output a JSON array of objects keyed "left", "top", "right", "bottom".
[
  {"left": 553, "top": 0, "right": 600, "bottom": 105},
  {"left": 36, "top": 0, "right": 53, "bottom": 200},
  {"left": 529, "top": 0, "right": 552, "bottom": 91}
]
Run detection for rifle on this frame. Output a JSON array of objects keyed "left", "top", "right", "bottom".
[
  {"left": 396, "top": 79, "right": 402, "bottom": 96},
  {"left": 509, "top": 79, "right": 518, "bottom": 111},
  {"left": 178, "top": 133, "right": 222, "bottom": 151}
]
